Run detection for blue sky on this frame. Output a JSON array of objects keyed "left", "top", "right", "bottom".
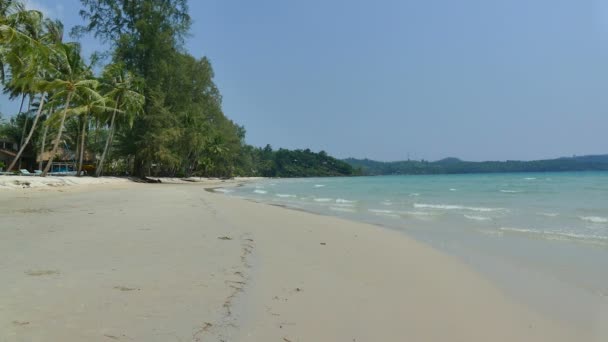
[{"left": 2, "top": 0, "right": 607, "bottom": 161}]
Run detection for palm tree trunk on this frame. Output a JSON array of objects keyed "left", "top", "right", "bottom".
[
  {"left": 38, "top": 123, "right": 49, "bottom": 171},
  {"left": 17, "top": 95, "right": 32, "bottom": 169},
  {"left": 93, "top": 117, "right": 100, "bottom": 166},
  {"left": 17, "top": 93, "right": 26, "bottom": 115},
  {"left": 42, "top": 92, "right": 73, "bottom": 177},
  {"left": 96, "top": 100, "right": 119, "bottom": 177},
  {"left": 38, "top": 106, "right": 54, "bottom": 170},
  {"left": 77, "top": 113, "right": 88, "bottom": 176},
  {"left": 7, "top": 94, "right": 46, "bottom": 172}
]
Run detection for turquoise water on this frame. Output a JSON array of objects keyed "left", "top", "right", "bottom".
[{"left": 227, "top": 172, "right": 608, "bottom": 326}]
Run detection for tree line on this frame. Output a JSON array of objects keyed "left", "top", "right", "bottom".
[{"left": 0, "top": 0, "right": 356, "bottom": 178}]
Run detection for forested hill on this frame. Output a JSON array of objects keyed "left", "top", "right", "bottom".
[
  {"left": 240, "top": 146, "right": 358, "bottom": 177},
  {"left": 344, "top": 155, "right": 608, "bottom": 176}
]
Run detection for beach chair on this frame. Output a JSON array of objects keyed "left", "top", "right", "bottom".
[{"left": 19, "top": 169, "right": 34, "bottom": 176}]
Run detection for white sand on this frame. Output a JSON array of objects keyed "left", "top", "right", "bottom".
[
  {"left": 0, "top": 176, "right": 131, "bottom": 190},
  {"left": 0, "top": 183, "right": 598, "bottom": 341},
  {"left": 0, "top": 175, "right": 262, "bottom": 191}
]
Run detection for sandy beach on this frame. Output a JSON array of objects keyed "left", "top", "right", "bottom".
[{"left": 0, "top": 179, "right": 595, "bottom": 341}]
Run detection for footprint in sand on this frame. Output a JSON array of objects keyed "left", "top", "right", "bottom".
[
  {"left": 25, "top": 270, "right": 59, "bottom": 276},
  {"left": 113, "top": 286, "right": 141, "bottom": 292},
  {"left": 12, "top": 321, "right": 30, "bottom": 326},
  {"left": 14, "top": 208, "right": 53, "bottom": 214}
]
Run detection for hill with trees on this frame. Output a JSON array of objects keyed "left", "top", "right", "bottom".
[{"left": 345, "top": 155, "right": 608, "bottom": 175}]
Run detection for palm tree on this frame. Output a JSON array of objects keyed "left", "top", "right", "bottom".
[
  {"left": 1, "top": 2, "right": 60, "bottom": 171},
  {"left": 96, "top": 63, "right": 144, "bottom": 177},
  {"left": 67, "top": 89, "right": 113, "bottom": 176},
  {"left": 40, "top": 43, "right": 99, "bottom": 177}
]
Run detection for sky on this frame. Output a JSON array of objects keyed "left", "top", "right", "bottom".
[{"left": 1, "top": 0, "right": 608, "bottom": 161}]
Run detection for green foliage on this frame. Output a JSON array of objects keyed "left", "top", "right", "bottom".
[
  {"left": 1, "top": 0, "right": 354, "bottom": 178},
  {"left": 237, "top": 145, "right": 357, "bottom": 178},
  {"left": 345, "top": 155, "right": 608, "bottom": 175}
]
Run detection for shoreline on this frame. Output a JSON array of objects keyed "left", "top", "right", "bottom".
[
  {"left": 0, "top": 175, "right": 263, "bottom": 191},
  {"left": 0, "top": 182, "right": 596, "bottom": 341}
]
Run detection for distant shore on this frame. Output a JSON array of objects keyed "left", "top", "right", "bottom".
[{"left": 0, "top": 181, "right": 593, "bottom": 341}]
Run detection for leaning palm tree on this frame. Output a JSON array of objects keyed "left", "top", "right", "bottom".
[
  {"left": 96, "top": 63, "right": 144, "bottom": 177},
  {"left": 67, "top": 89, "right": 114, "bottom": 176},
  {"left": 1, "top": 3, "right": 59, "bottom": 171},
  {"left": 40, "top": 43, "right": 99, "bottom": 177}
]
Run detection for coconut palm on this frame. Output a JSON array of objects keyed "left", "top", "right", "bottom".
[
  {"left": 1, "top": 2, "right": 61, "bottom": 171},
  {"left": 40, "top": 43, "right": 99, "bottom": 177},
  {"left": 67, "top": 89, "right": 114, "bottom": 176},
  {"left": 96, "top": 63, "right": 144, "bottom": 177}
]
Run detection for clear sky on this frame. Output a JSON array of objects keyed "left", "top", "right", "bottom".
[{"left": 2, "top": 0, "right": 607, "bottom": 161}]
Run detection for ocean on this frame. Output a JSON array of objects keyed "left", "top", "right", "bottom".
[{"left": 224, "top": 172, "right": 608, "bottom": 327}]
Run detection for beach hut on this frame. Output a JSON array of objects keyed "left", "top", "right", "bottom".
[{"left": 0, "top": 137, "right": 17, "bottom": 172}]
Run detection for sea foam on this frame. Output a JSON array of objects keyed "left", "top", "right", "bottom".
[
  {"left": 414, "top": 203, "right": 504, "bottom": 212},
  {"left": 329, "top": 207, "right": 356, "bottom": 213},
  {"left": 538, "top": 212, "right": 559, "bottom": 217},
  {"left": 464, "top": 215, "right": 492, "bottom": 221},
  {"left": 213, "top": 188, "right": 233, "bottom": 193},
  {"left": 369, "top": 209, "right": 394, "bottom": 214},
  {"left": 579, "top": 216, "right": 608, "bottom": 224},
  {"left": 500, "top": 227, "right": 608, "bottom": 245},
  {"left": 253, "top": 189, "right": 268, "bottom": 194}
]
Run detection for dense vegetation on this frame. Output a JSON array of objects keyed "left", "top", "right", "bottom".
[
  {"left": 242, "top": 145, "right": 359, "bottom": 177},
  {"left": 0, "top": 0, "right": 355, "bottom": 178},
  {"left": 345, "top": 155, "right": 608, "bottom": 175}
]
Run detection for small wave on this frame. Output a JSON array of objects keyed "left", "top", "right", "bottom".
[
  {"left": 253, "top": 189, "right": 268, "bottom": 194},
  {"left": 499, "top": 227, "right": 608, "bottom": 246},
  {"left": 464, "top": 215, "right": 492, "bottom": 221},
  {"left": 314, "top": 184, "right": 326, "bottom": 188},
  {"left": 276, "top": 194, "right": 296, "bottom": 198},
  {"left": 500, "top": 190, "right": 523, "bottom": 193},
  {"left": 478, "top": 230, "right": 504, "bottom": 237},
  {"left": 414, "top": 203, "right": 504, "bottom": 212},
  {"left": 213, "top": 188, "right": 233, "bottom": 193},
  {"left": 409, "top": 193, "right": 420, "bottom": 197},
  {"left": 329, "top": 207, "right": 356, "bottom": 213},
  {"left": 314, "top": 198, "right": 333, "bottom": 202},
  {"left": 449, "top": 188, "right": 457, "bottom": 191},
  {"left": 333, "top": 203, "right": 355, "bottom": 208},
  {"left": 368, "top": 209, "right": 400, "bottom": 218},
  {"left": 336, "top": 198, "right": 356, "bottom": 204},
  {"left": 500, "top": 227, "right": 537, "bottom": 234},
  {"left": 579, "top": 216, "right": 608, "bottom": 224},
  {"left": 538, "top": 212, "right": 559, "bottom": 217},
  {"left": 369, "top": 209, "right": 394, "bottom": 214},
  {"left": 400, "top": 211, "right": 438, "bottom": 220},
  {"left": 524, "top": 177, "right": 537, "bottom": 180},
  {"left": 381, "top": 201, "right": 393, "bottom": 206},
  {"left": 402, "top": 211, "right": 435, "bottom": 217}
]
